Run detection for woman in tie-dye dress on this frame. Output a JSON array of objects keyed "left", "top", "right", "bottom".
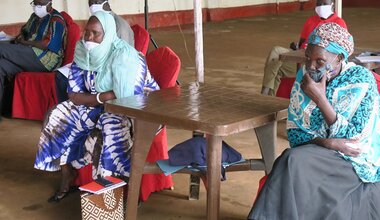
[{"left": 34, "top": 12, "right": 159, "bottom": 202}]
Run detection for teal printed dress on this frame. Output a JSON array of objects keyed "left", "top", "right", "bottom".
[{"left": 287, "top": 62, "right": 380, "bottom": 182}]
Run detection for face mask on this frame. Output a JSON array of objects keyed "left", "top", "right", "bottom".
[
  {"left": 315, "top": 4, "right": 333, "bottom": 19},
  {"left": 84, "top": 40, "right": 100, "bottom": 51},
  {"left": 89, "top": 1, "right": 108, "bottom": 15},
  {"left": 307, "top": 55, "right": 339, "bottom": 82},
  {"left": 33, "top": 2, "right": 51, "bottom": 18}
]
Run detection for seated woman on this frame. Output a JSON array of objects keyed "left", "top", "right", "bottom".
[
  {"left": 34, "top": 11, "right": 159, "bottom": 202},
  {"left": 249, "top": 23, "right": 380, "bottom": 219}
]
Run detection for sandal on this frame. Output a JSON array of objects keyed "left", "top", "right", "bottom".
[{"left": 48, "top": 186, "right": 79, "bottom": 203}]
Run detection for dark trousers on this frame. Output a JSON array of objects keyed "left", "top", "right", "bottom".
[
  {"left": 55, "top": 70, "right": 69, "bottom": 103},
  {"left": 0, "top": 43, "right": 47, "bottom": 116}
]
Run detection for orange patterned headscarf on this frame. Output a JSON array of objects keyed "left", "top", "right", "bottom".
[{"left": 308, "top": 22, "right": 354, "bottom": 60}]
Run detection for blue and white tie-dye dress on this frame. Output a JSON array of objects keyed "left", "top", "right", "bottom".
[{"left": 34, "top": 58, "right": 159, "bottom": 178}]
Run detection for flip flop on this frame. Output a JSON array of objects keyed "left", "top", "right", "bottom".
[{"left": 48, "top": 186, "right": 79, "bottom": 203}]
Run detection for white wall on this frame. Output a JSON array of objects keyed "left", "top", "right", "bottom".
[
  {"left": 0, "top": 0, "right": 64, "bottom": 24},
  {"left": 215, "top": 0, "right": 291, "bottom": 8},
  {"left": 0, "top": 0, "right": 299, "bottom": 25}
]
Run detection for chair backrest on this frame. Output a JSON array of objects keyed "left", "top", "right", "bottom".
[
  {"left": 146, "top": 46, "right": 181, "bottom": 89},
  {"left": 131, "top": 24, "right": 149, "bottom": 55},
  {"left": 276, "top": 77, "right": 295, "bottom": 99},
  {"left": 373, "top": 71, "right": 380, "bottom": 92},
  {"left": 60, "top": 11, "right": 81, "bottom": 66}
]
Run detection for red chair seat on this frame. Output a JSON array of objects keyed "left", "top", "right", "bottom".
[
  {"left": 373, "top": 71, "right": 380, "bottom": 92},
  {"left": 140, "top": 128, "right": 173, "bottom": 201},
  {"left": 12, "top": 72, "right": 57, "bottom": 120},
  {"left": 253, "top": 175, "right": 268, "bottom": 205},
  {"left": 74, "top": 164, "right": 93, "bottom": 187},
  {"left": 276, "top": 77, "right": 295, "bottom": 99}
]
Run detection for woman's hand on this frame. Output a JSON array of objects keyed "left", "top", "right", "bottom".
[
  {"left": 100, "top": 91, "right": 116, "bottom": 101},
  {"left": 320, "top": 138, "right": 362, "bottom": 157},
  {"left": 300, "top": 73, "right": 327, "bottom": 105},
  {"left": 301, "top": 73, "right": 337, "bottom": 125},
  {"left": 15, "top": 35, "right": 27, "bottom": 45}
]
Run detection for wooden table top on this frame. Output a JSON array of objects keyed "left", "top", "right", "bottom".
[
  {"left": 279, "top": 49, "right": 306, "bottom": 63},
  {"left": 106, "top": 82, "right": 289, "bottom": 136}
]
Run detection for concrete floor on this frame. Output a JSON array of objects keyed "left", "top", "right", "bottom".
[{"left": 0, "top": 8, "right": 379, "bottom": 220}]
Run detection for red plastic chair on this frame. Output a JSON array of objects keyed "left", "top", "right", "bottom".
[
  {"left": 373, "top": 71, "right": 380, "bottom": 92},
  {"left": 146, "top": 46, "right": 181, "bottom": 88},
  {"left": 138, "top": 46, "right": 181, "bottom": 201},
  {"left": 276, "top": 77, "right": 296, "bottom": 99},
  {"left": 131, "top": 24, "right": 149, "bottom": 55},
  {"left": 12, "top": 11, "right": 81, "bottom": 121}
]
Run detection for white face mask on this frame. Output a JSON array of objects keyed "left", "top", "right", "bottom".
[
  {"left": 89, "top": 1, "right": 108, "bottom": 15},
  {"left": 315, "top": 4, "right": 333, "bottom": 19},
  {"left": 84, "top": 40, "right": 100, "bottom": 51},
  {"left": 33, "top": 2, "right": 51, "bottom": 18}
]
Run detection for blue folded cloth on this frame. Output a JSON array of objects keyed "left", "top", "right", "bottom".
[
  {"left": 165, "top": 137, "right": 243, "bottom": 180},
  {"left": 156, "top": 160, "right": 186, "bottom": 176},
  {"left": 168, "top": 136, "right": 242, "bottom": 167}
]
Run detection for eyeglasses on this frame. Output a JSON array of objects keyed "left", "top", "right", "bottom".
[{"left": 30, "top": 1, "right": 51, "bottom": 8}]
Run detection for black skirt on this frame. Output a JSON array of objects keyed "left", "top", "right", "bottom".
[{"left": 248, "top": 144, "right": 380, "bottom": 220}]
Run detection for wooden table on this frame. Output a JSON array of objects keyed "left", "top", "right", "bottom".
[
  {"left": 105, "top": 82, "right": 289, "bottom": 219},
  {"left": 279, "top": 49, "right": 306, "bottom": 63},
  {"left": 352, "top": 58, "right": 380, "bottom": 70},
  {"left": 279, "top": 48, "right": 380, "bottom": 70}
]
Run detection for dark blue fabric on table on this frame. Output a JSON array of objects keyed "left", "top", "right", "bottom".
[{"left": 168, "top": 137, "right": 242, "bottom": 180}]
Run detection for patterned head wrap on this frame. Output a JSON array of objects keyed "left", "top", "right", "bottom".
[{"left": 308, "top": 22, "right": 354, "bottom": 60}]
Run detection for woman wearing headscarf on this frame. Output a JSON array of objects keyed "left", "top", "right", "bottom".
[
  {"left": 248, "top": 23, "right": 380, "bottom": 219},
  {"left": 34, "top": 11, "right": 159, "bottom": 202}
]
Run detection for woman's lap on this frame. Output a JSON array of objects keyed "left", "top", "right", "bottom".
[
  {"left": 97, "top": 113, "right": 133, "bottom": 176},
  {"left": 71, "top": 112, "right": 134, "bottom": 178},
  {"left": 35, "top": 102, "right": 135, "bottom": 178},
  {"left": 249, "top": 144, "right": 380, "bottom": 220},
  {"left": 34, "top": 101, "right": 100, "bottom": 171}
]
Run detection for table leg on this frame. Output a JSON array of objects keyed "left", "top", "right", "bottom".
[
  {"left": 125, "top": 119, "right": 160, "bottom": 220},
  {"left": 255, "top": 121, "right": 277, "bottom": 174},
  {"left": 189, "top": 174, "right": 201, "bottom": 200},
  {"left": 189, "top": 131, "right": 205, "bottom": 200},
  {"left": 206, "top": 134, "right": 222, "bottom": 220}
]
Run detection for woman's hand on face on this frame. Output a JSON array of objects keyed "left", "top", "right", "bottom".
[
  {"left": 323, "top": 138, "right": 361, "bottom": 157},
  {"left": 301, "top": 73, "right": 327, "bottom": 105}
]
